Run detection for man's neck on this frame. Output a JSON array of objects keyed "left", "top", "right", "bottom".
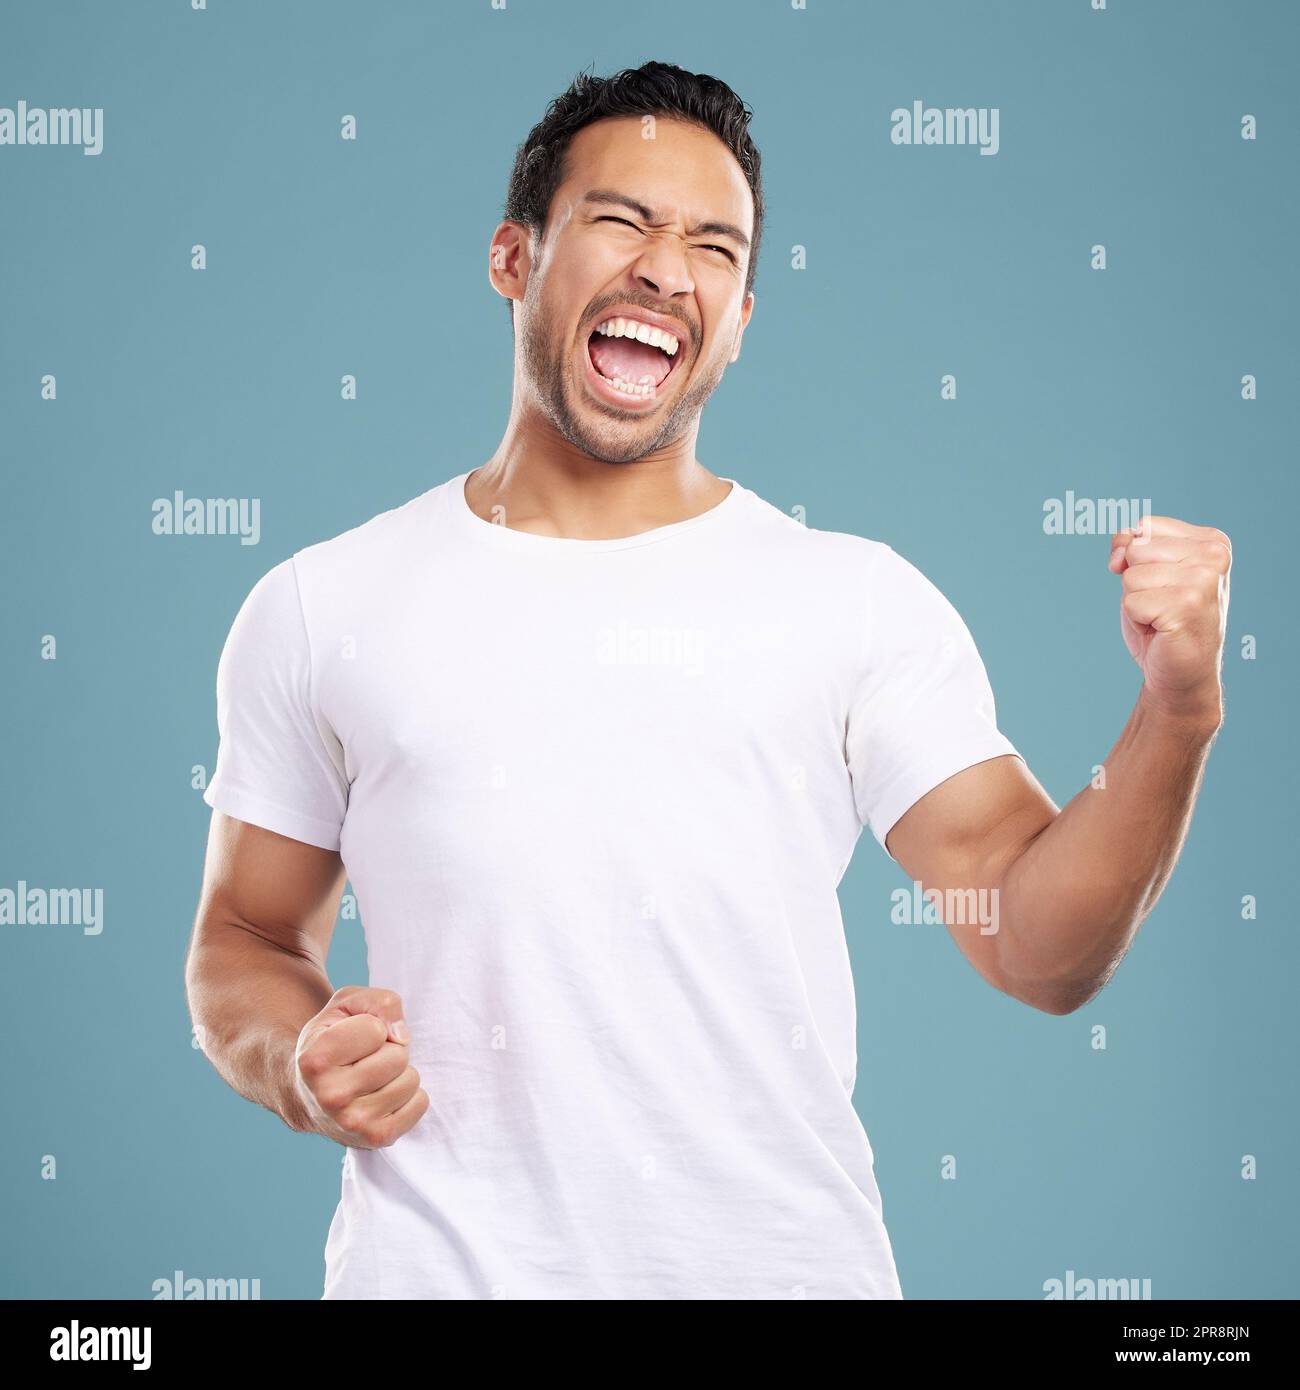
[{"left": 466, "top": 414, "right": 729, "bottom": 541}]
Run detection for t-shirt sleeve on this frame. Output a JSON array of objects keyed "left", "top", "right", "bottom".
[
  {"left": 846, "top": 544, "right": 1021, "bottom": 859},
  {"left": 202, "top": 557, "right": 349, "bottom": 851}
]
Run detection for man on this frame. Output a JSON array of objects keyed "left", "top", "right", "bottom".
[{"left": 186, "top": 61, "right": 1230, "bottom": 1300}]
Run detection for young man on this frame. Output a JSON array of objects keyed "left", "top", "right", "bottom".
[{"left": 186, "top": 62, "right": 1230, "bottom": 1300}]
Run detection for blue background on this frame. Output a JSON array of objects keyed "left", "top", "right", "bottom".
[{"left": 1, "top": 0, "right": 1295, "bottom": 1299}]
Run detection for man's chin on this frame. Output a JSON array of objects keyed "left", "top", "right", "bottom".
[
  {"left": 564, "top": 418, "right": 665, "bottom": 466},
  {"left": 529, "top": 349, "right": 715, "bottom": 464},
  {"left": 557, "top": 380, "right": 681, "bottom": 463}
]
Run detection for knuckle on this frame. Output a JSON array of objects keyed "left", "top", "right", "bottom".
[
  {"left": 395, "top": 1092, "right": 430, "bottom": 1137},
  {"left": 376, "top": 1060, "right": 404, "bottom": 1091},
  {"left": 297, "top": 1047, "right": 325, "bottom": 1080},
  {"left": 314, "top": 1080, "right": 348, "bottom": 1113},
  {"left": 395, "top": 1108, "right": 427, "bottom": 1139}
]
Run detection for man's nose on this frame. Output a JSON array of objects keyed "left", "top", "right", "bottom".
[{"left": 630, "top": 234, "right": 695, "bottom": 298}]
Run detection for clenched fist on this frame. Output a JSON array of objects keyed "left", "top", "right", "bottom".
[
  {"left": 1109, "top": 515, "right": 1231, "bottom": 732},
  {"left": 292, "top": 986, "right": 429, "bottom": 1148}
]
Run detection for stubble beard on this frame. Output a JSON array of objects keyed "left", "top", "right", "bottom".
[{"left": 518, "top": 298, "right": 727, "bottom": 466}]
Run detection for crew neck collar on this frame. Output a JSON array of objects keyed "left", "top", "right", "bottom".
[{"left": 445, "top": 468, "right": 746, "bottom": 553}]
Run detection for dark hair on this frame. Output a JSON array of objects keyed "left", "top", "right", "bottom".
[{"left": 502, "top": 60, "right": 764, "bottom": 320}]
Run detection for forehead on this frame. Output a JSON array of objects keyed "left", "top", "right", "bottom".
[{"left": 552, "top": 115, "right": 754, "bottom": 234}]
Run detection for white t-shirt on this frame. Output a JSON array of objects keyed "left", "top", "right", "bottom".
[{"left": 203, "top": 470, "right": 1020, "bottom": 1300}]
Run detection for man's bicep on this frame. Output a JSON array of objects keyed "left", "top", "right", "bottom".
[
  {"left": 196, "top": 810, "right": 347, "bottom": 965},
  {"left": 883, "top": 756, "right": 1057, "bottom": 992},
  {"left": 885, "top": 754, "right": 1057, "bottom": 899}
]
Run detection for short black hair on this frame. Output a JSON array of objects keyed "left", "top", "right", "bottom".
[{"left": 502, "top": 60, "right": 764, "bottom": 320}]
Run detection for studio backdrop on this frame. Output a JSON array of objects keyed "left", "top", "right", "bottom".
[{"left": 1, "top": 0, "right": 1295, "bottom": 1299}]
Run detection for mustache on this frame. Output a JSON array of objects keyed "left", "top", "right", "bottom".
[{"left": 585, "top": 300, "right": 699, "bottom": 352}]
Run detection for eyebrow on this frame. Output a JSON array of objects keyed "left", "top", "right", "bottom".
[{"left": 581, "top": 188, "right": 751, "bottom": 252}]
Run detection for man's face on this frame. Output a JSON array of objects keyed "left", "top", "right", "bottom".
[{"left": 507, "top": 116, "right": 755, "bottom": 464}]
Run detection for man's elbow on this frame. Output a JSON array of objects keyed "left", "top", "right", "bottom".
[
  {"left": 988, "top": 918, "right": 1122, "bottom": 1016},
  {"left": 987, "top": 951, "right": 1102, "bottom": 1015},
  {"left": 1007, "top": 975, "right": 1101, "bottom": 1016},
  {"left": 1027, "top": 988, "right": 1092, "bottom": 1017}
]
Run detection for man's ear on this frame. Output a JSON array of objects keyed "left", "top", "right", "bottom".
[
  {"left": 489, "top": 221, "right": 533, "bottom": 306},
  {"left": 729, "top": 290, "right": 756, "bottom": 364}
]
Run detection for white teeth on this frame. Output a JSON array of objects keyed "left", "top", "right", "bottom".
[
  {"left": 594, "top": 317, "right": 680, "bottom": 357},
  {"left": 597, "top": 371, "right": 655, "bottom": 397}
]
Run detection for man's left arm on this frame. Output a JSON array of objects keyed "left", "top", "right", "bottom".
[{"left": 885, "top": 515, "right": 1231, "bottom": 1016}]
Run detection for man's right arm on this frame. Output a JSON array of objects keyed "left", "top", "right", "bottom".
[{"left": 185, "top": 810, "right": 428, "bottom": 1146}]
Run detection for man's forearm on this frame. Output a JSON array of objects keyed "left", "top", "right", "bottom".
[
  {"left": 185, "top": 923, "right": 334, "bottom": 1132},
  {"left": 995, "top": 686, "right": 1221, "bottom": 1013}
]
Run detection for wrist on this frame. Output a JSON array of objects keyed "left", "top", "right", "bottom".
[
  {"left": 276, "top": 1030, "right": 317, "bottom": 1134},
  {"left": 1137, "top": 681, "right": 1223, "bottom": 740}
]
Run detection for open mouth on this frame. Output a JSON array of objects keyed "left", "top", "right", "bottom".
[{"left": 585, "top": 315, "right": 684, "bottom": 405}]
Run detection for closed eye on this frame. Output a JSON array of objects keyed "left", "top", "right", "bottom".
[{"left": 596, "top": 216, "right": 736, "bottom": 264}]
